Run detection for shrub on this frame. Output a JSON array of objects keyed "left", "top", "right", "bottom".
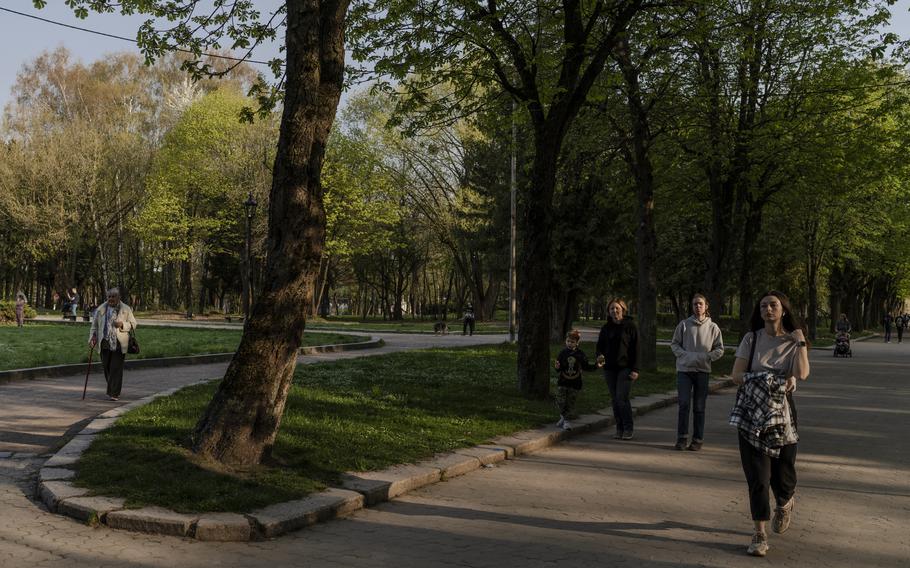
[{"left": 0, "top": 300, "right": 37, "bottom": 323}]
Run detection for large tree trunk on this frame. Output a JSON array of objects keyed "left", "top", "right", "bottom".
[
  {"left": 192, "top": 0, "right": 349, "bottom": 466},
  {"left": 616, "top": 35, "right": 657, "bottom": 372},
  {"left": 737, "top": 205, "right": 762, "bottom": 334},
  {"left": 549, "top": 288, "right": 578, "bottom": 343},
  {"left": 517, "top": 132, "right": 559, "bottom": 399}
]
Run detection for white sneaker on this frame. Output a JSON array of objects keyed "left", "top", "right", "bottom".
[
  {"left": 747, "top": 532, "right": 768, "bottom": 557},
  {"left": 773, "top": 497, "right": 794, "bottom": 534}
]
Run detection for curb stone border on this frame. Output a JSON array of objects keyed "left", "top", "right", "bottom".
[
  {"left": 39, "top": 366, "right": 735, "bottom": 541},
  {"left": 0, "top": 337, "right": 381, "bottom": 384}
]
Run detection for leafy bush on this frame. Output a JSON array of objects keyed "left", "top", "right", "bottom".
[{"left": 0, "top": 300, "right": 37, "bottom": 323}]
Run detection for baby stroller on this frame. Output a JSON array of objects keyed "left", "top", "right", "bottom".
[{"left": 833, "top": 332, "right": 852, "bottom": 358}]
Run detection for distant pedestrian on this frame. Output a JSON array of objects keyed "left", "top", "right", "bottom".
[
  {"left": 88, "top": 288, "right": 137, "bottom": 401},
  {"left": 595, "top": 298, "right": 639, "bottom": 440},
  {"left": 897, "top": 313, "right": 906, "bottom": 344},
  {"left": 730, "top": 291, "right": 810, "bottom": 557},
  {"left": 68, "top": 287, "right": 80, "bottom": 318},
  {"left": 670, "top": 293, "right": 724, "bottom": 451},
  {"left": 834, "top": 313, "right": 851, "bottom": 335},
  {"left": 462, "top": 304, "right": 475, "bottom": 336},
  {"left": 553, "top": 329, "right": 601, "bottom": 431},
  {"left": 15, "top": 291, "right": 27, "bottom": 328},
  {"left": 882, "top": 313, "right": 893, "bottom": 343}
]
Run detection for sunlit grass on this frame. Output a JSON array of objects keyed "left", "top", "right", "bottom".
[{"left": 74, "top": 343, "right": 734, "bottom": 513}]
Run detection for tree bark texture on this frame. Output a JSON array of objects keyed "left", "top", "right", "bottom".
[
  {"left": 516, "top": 133, "right": 559, "bottom": 399},
  {"left": 192, "top": 0, "right": 349, "bottom": 466},
  {"left": 616, "top": 35, "right": 657, "bottom": 372}
]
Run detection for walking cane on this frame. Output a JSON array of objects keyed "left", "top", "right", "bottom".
[{"left": 82, "top": 344, "right": 95, "bottom": 400}]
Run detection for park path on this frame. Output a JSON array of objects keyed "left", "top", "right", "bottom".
[
  {"left": 0, "top": 333, "right": 907, "bottom": 567},
  {"left": 0, "top": 329, "right": 506, "bottom": 454}
]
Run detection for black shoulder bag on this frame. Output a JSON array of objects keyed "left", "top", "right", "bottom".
[{"left": 127, "top": 328, "right": 140, "bottom": 354}]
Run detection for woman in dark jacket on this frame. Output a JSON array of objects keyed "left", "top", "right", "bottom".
[{"left": 596, "top": 298, "right": 639, "bottom": 440}]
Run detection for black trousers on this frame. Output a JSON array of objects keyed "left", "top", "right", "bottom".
[
  {"left": 604, "top": 368, "right": 634, "bottom": 433},
  {"left": 101, "top": 344, "right": 126, "bottom": 397},
  {"left": 738, "top": 435, "right": 797, "bottom": 521},
  {"left": 463, "top": 319, "right": 474, "bottom": 335}
]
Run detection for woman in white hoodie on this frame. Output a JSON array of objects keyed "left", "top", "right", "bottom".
[{"left": 670, "top": 293, "right": 724, "bottom": 451}]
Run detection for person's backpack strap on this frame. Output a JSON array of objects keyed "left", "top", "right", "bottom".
[{"left": 747, "top": 330, "right": 757, "bottom": 372}]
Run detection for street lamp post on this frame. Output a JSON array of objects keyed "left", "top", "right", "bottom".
[
  {"left": 509, "top": 100, "right": 518, "bottom": 343},
  {"left": 243, "top": 191, "right": 258, "bottom": 323}
]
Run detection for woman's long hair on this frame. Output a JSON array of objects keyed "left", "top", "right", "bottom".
[
  {"left": 691, "top": 293, "right": 710, "bottom": 318},
  {"left": 748, "top": 290, "right": 804, "bottom": 335}
]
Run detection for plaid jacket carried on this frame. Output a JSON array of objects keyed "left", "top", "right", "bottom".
[{"left": 729, "top": 371, "right": 798, "bottom": 457}]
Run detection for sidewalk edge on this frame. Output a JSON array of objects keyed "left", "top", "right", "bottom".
[
  {"left": 41, "top": 372, "right": 734, "bottom": 541},
  {"left": 1, "top": 338, "right": 382, "bottom": 384}
]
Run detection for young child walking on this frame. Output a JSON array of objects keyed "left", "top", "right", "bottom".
[{"left": 554, "top": 329, "right": 600, "bottom": 430}]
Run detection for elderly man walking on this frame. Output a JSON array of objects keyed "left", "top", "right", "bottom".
[{"left": 88, "top": 288, "right": 137, "bottom": 401}]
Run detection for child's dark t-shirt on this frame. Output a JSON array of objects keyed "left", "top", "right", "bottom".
[{"left": 556, "top": 347, "right": 597, "bottom": 390}]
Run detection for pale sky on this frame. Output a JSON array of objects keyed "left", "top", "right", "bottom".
[
  {"left": 0, "top": 0, "right": 283, "bottom": 109},
  {"left": 0, "top": 1, "right": 909, "bottom": 112}
]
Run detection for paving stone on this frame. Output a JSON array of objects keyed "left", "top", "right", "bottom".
[
  {"left": 194, "top": 512, "right": 252, "bottom": 542},
  {"left": 80, "top": 418, "right": 118, "bottom": 435},
  {"left": 57, "top": 496, "right": 126, "bottom": 524},
  {"left": 453, "top": 445, "right": 509, "bottom": 465},
  {"left": 55, "top": 435, "right": 95, "bottom": 458},
  {"left": 572, "top": 413, "right": 612, "bottom": 430},
  {"left": 106, "top": 507, "right": 197, "bottom": 537},
  {"left": 490, "top": 428, "right": 565, "bottom": 457},
  {"left": 251, "top": 489, "right": 364, "bottom": 538},
  {"left": 43, "top": 454, "right": 79, "bottom": 468},
  {"left": 97, "top": 407, "right": 127, "bottom": 419},
  {"left": 39, "top": 481, "right": 89, "bottom": 512},
  {"left": 11, "top": 452, "right": 37, "bottom": 459},
  {"left": 419, "top": 452, "right": 481, "bottom": 480},
  {"left": 39, "top": 467, "right": 76, "bottom": 482},
  {"left": 340, "top": 465, "right": 441, "bottom": 505}
]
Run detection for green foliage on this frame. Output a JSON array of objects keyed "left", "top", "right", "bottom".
[
  {"left": 0, "top": 301, "right": 37, "bottom": 323},
  {"left": 322, "top": 128, "right": 402, "bottom": 259},
  {"left": 136, "top": 87, "right": 272, "bottom": 261}
]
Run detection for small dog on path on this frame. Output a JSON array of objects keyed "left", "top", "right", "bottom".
[{"left": 433, "top": 321, "right": 450, "bottom": 335}]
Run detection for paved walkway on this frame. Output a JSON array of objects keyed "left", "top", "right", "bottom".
[{"left": 0, "top": 335, "right": 907, "bottom": 567}]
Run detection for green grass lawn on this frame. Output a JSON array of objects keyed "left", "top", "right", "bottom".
[
  {"left": 305, "top": 316, "right": 507, "bottom": 334},
  {"left": 0, "top": 323, "right": 365, "bottom": 371},
  {"left": 73, "top": 342, "right": 735, "bottom": 513}
]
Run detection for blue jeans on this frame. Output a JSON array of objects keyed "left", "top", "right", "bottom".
[
  {"left": 604, "top": 368, "right": 634, "bottom": 434},
  {"left": 677, "top": 371, "right": 709, "bottom": 441}
]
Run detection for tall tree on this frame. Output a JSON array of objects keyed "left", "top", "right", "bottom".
[
  {"left": 48, "top": 0, "right": 351, "bottom": 465},
  {"left": 351, "top": 0, "right": 647, "bottom": 398}
]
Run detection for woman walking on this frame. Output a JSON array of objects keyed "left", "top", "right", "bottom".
[
  {"left": 88, "top": 287, "right": 137, "bottom": 401},
  {"left": 670, "top": 294, "right": 724, "bottom": 451},
  {"left": 730, "top": 291, "right": 810, "bottom": 557},
  {"left": 835, "top": 313, "right": 851, "bottom": 335},
  {"left": 14, "top": 291, "right": 27, "bottom": 328},
  {"left": 595, "top": 298, "right": 639, "bottom": 440}
]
